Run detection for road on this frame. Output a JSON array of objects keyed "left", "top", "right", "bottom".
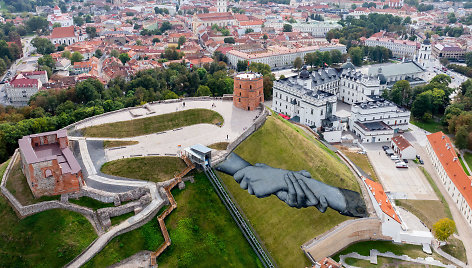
[{"left": 0, "top": 35, "right": 36, "bottom": 106}]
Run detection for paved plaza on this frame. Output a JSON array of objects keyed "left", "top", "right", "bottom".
[
  {"left": 363, "top": 143, "right": 437, "bottom": 200},
  {"left": 73, "top": 100, "right": 261, "bottom": 161}
]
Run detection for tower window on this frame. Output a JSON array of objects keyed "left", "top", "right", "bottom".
[{"left": 250, "top": 85, "right": 252, "bottom": 89}]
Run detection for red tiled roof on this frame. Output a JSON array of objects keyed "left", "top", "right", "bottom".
[
  {"left": 364, "top": 178, "right": 401, "bottom": 223},
  {"left": 20, "top": 70, "right": 47, "bottom": 76},
  {"left": 51, "top": 26, "right": 75, "bottom": 39},
  {"left": 392, "top": 135, "right": 412, "bottom": 151},
  {"left": 427, "top": 132, "right": 472, "bottom": 208},
  {"left": 10, "top": 78, "right": 38, "bottom": 87}
]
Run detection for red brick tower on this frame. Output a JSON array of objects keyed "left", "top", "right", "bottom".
[{"left": 233, "top": 72, "right": 264, "bottom": 111}]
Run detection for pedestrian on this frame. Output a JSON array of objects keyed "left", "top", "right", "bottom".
[{"left": 227, "top": 135, "right": 228, "bottom": 140}]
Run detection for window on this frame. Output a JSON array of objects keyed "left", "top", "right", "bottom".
[
  {"left": 250, "top": 85, "right": 252, "bottom": 89},
  {"left": 238, "top": 98, "right": 241, "bottom": 102}
]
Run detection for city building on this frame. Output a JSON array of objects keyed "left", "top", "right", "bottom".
[
  {"left": 391, "top": 135, "right": 417, "bottom": 159},
  {"left": 47, "top": 5, "right": 73, "bottom": 27},
  {"left": 226, "top": 44, "right": 346, "bottom": 69},
  {"left": 5, "top": 72, "right": 46, "bottom": 105},
  {"left": 432, "top": 43, "right": 466, "bottom": 61},
  {"left": 192, "top": 12, "right": 236, "bottom": 33},
  {"left": 233, "top": 72, "right": 264, "bottom": 111},
  {"left": 272, "top": 69, "right": 338, "bottom": 128},
  {"left": 426, "top": 132, "right": 472, "bottom": 228},
  {"left": 338, "top": 66, "right": 383, "bottom": 105},
  {"left": 50, "top": 26, "right": 79, "bottom": 45},
  {"left": 388, "top": 0, "right": 404, "bottom": 8},
  {"left": 216, "top": 0, "right": 227, "bottom": 13},
  {"left": 18, "top": 130, "right": 83, "bottom": 198},
  {"left": 349, "top": 98, "right": 410, "bottom": 143},
  {"left": 291, "top": 21, "right": 342, "bottom": 38},
  {"left": 364, "top": 37, "right": 418, "bottom": 59}
]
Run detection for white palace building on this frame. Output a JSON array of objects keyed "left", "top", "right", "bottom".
[{"left": 272, "top": 61, "right": 423, "bottom": 143}]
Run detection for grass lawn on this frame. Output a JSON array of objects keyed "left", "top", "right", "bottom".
[
  {"left": 395, "top": 200, "right": 449, "bottom": 229},
  {"left": 110, "top": 211, "right": 135, "bottom": 226},
  {"left": 101, "top": 156, "right": 187, "bottom": 182},
  {"left": 410, "top": 118, "right": 444, "bottom": 133},
  {"left": 339, "top": 148, "right": 378, "bottom": 181},
  {"left": 103, "top": 140, "right": 139, "bottom": 148},
  {"left": 219, "top": 116, "right": 360, "bottom": 267},
  {"left": 6, "top": 157, "right": 59, "bottom": 205},
  {"left": 69, "top": 196, "right": 115, "bottom": 210},
  {"left": 85, "top": 173, "right": 261, "bottom": 267},
  {"left": 419, "top": 166, "right": 452, "bottom": 219},
  {"left": 442, "top": 238, "right": 467, "bottom": 263},
  {"left": 208, "top": 142, "right": 229, "bottom": 150},
  {"left": 458, "top": 157, "right": 471, "bottom": 176},
  {"left": 464, "top": 153, "right": 472, "bottom": 174},
  {"left": 345, "top": 256, "right": 439, "bottom": 267},
  {"left": 332, "top": 241, "right": 448, "bottom": 264},
  {"left": 82, "top": 109, "right": 223, "bottom": 138},
  {"left": 0, "top": 193, "right": 96, "bottom": 267}
]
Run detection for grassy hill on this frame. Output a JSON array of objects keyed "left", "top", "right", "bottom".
[
  {"left": 84, "top": 172, "right": 261, "bottom": 267},
  {"left": 218, "top": 115, "right": 360, "bottom": 267},
  {"left": 82, "top": 109, "right": 223, "bottom": 138},
  {"left": 101, "top": 156, "right": 187, "bottom": 182},
  {"left": 0, "top": 160, "right": 96, "bottom": 268}
]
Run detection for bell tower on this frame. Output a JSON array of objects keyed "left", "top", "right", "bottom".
[{"left": 217, "top": 0, "right": 227, "bottom": 13}]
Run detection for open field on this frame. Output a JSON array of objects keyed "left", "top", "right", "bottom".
[
  {"left": 442, "top": 238, "right": 467, "bottom": 263},
  {"left": 345, "top": 256, "right": 441, "bottom": 267},
  {"left": 219, "top": 116, "right": 360, "bottom": 267},
  {"left": 84, "top": 173, "right": 261, "bottom": 267},
  {"left": 339, "top": 148, "right": 378, "bottom": 181},
  {"left": 82, "top": 109, "right": 224, "bottom": 138},
  {"left": 101, "top": 156, "right": 187, "bottom": 182},
  {"left": 410, "top": 118, "right": 444, "bottom": 133},
  {"left": 5, "top": 157, "right": 58, "bottom": 205},
  {"left": 103, "top": 140, "right": 139, "bottom": 148},
  {"left": 419, "top": 166, "right": 452, "bottom": 219},
  {"left": 395, "top": 200, "right": 449, "bottom": 229},
  {"left": 69, "top": 196, "right": 115, "bottom": 210},
  {"left": 208, "top": 142, "right": 229, "bottom": 150},
  {"left": 332, "top": 241, "right": 449, "bottom": 264}
]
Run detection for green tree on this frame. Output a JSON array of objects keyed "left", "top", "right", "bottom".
[
  {"left": 32, "top": 37, "right": 55, "bottom": 55},
  {"left": 455, "top": 126, "right": 469, "bottom": 150},
  {"left": 263, "top": 75, "right": 273, "bottom": 99},
  {"left": 70, "top": 52, "right": 83, "bottom": 64},
  {"left": 349, "top": 47, "right": 363, "bottom": 66},
  {"left": 110, "top": 50, "right": 119, "bottom": 58},
  {"left": 62, "top": 50, "right": 71, "bottom": 59},
  {"left": 389, "top": 80, "right": 411, "bottom": 106},
  {"left": 330, "top": 50, "right": 343, "bottom": 64},
  {"left": 86, "top": 26, "right": 97, "bottom": 38},
  {"left": 94, "top": 49, "right": 103, "bottom": 58},
  {"left": 74, "top": 16, "right": 84, "bottom": 26},
  {"left": 447, "top": 13, "right": 457, "bottom": 23},
  {"left": 152, "top": 37, "right": 161, "bottom": 44},
  {"left": 411, "top": 91, "right": 432, "bottom": 119},
  {"left": 26, "top": 16, "right": 49, "bottom": 33},
  {"left": 177, "top": 36, "right": 186, "bottom": 49},
  {"left": 224, "top": 37, "right": 235, "bottom": 44},
  {"left": 118, "top": 53, "right": 131, "bottom": 64},
  {"left": 283, "top": 24, "right": 292, "bottom": 32},
  {"left": 245, "top": 28, "right": 254, "bottom": 34},
  {"left": 465, "top": 52, "right": 472, "bottom": 68},
  {"left": 293, "top": 56, "right": 303, "bottom": 70},
  {"left": 38, "top": 54, "right": 55, "bottom": 69},
  {"left": 53, "top": 22, "right": 62, "bottom": 28},
  {"left": 196, "top": 85, "right": 211, "bottom": 96},
  {"left": 433, "top": 218, "right": 455, "bottom": 241}
]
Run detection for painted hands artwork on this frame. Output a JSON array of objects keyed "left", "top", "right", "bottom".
[{"left": 215, "top": 153, "right": 367, "bottom": 218}]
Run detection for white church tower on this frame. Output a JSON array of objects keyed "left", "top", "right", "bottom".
[
  {"left": 417, "top": 39, "right": 432, "bottom": 68},
  {"left": 216, "top": 0, "right": 227, "bottom": 13}
]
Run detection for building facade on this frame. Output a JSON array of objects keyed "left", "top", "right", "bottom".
[
  {"left": 226, "top": 44, "right": 346, "bottom": 69},
  {"left": 291, "top": 21, "right": 342, "bottom": 38},
  {"left": 47, "top": 5, "right": 73, "bottom": 27},
  {"left": 364, "top": 37, "right": 418, "bottom": 59},
  {"left": 272, "top": 69, "right": 338, "bottom": 128},
  {"left": 18, "top": 130, "right": 83, "bottom": 198},
  {"left": 416, "top": 39, "right": 433, "bottom": 68},
  {"left": 426, "top": 132, "right": 472, "bottom": 228},
  {"left": 391, "top": 135, "right": 416, "bottom": 159},
  {"left": 432, "top": 43, "right": 466, "bottom": 60},
  {"left": 233, "top": 72, "right": 264, "bottom": 111},
  {"left": 5, "top": 73, "right": 45, "bottom": 105}
]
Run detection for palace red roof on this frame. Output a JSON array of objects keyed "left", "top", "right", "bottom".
[
  {"left": 51, "top": 26, "right": 75, "bottom": 39},
  {"left": 10, "top": 78, "right": 38, "bottom": 87},
  {"left": 427, "top": 132, "right": 472, "bottom": 208},
  {"left": 364, "top": 178, "right": 401, "bottom": 223},
  {"left": 392, "top": 135, "right": 412, "bottom": 151}
]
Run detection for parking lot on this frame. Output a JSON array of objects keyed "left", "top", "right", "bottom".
[{"left": 363, "top": 143, "right": 438, "bottom": 200}]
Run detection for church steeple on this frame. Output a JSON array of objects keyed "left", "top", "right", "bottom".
[{"left": 217, "top": 0, "right": 227, "bottom": 13}]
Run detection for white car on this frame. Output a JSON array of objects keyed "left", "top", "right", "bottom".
[
  {"left": 391, "top": 155, "right": 399, "bottom": 161},
  {"left": 396, "top": 162, "right": 408, "bottom": 168}
]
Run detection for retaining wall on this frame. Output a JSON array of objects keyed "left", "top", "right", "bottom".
[{"left": 302, "top": 217, "right": 389, "bottom": 261}]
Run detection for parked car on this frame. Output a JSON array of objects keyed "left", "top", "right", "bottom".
[
  {"left": 416, "top": 155, "right": 421, "bottom": 160},
  {"left": 419, "top": 159, "right": 424, "bottom": 165},
  {"left": 391, "top": 155, "right": 400, "bottom": 161},
  {"left": 357, "top": 150, "right": 366, "bottom": 155},
  {"left": 403, "top": 159, "right": 408, "bottom": 163},
  {"left": 385, "top": 149, "right": 394, "bottom": 156},
  {"left": 396, "top": 162, "right": 408, "bottom": 168},
  {"left": 382, "top": 145, "right": 389, "bottom": 151}
]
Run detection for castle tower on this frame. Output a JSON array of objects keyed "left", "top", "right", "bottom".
[
  {"left": 233, "top": 73, "right": 264, "bottom": 111},
  {"left": 217, "top": 0, "right": 227, "bottom": 13}
]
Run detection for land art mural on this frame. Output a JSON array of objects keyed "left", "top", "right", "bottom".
[{"left": 216, "top": 153, "right": 368, "bottom": 218}]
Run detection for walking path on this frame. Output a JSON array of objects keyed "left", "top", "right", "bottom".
[
  {"left": 339, "top": 249, "right": 455, "bottom": 268},
  {"left": 66, "top": 139, "right": 165, "bottom": 268},
  {"left": 459, "top": 152, "right": 472, "bottom": 175}
]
